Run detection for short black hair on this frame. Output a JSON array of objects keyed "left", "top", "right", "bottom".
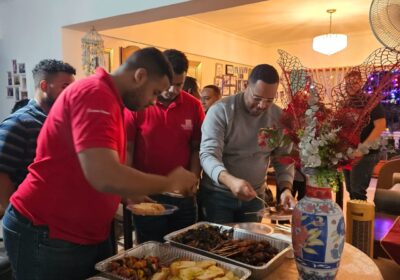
[
  {"left": 163, "top": 49, "right": 189, "bottom": 75},
  {"left": 183, "top": 76, "right": 198, "bottom": 93},
  {"left": 124, "top": 47, "right": 173, "bottom": 83},
  {"left": 248, "top": 64, "right": 279, "bottom": 85},
  {"left": 203, "top": 85, "right": 221, "bottom": 97},
  {"left": 32, "top": 59, "right": 76, "bottom": 88}
]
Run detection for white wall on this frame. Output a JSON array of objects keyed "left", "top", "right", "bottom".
[
  {"left": 0, "top": 0, "right": 197, "bottom": 120},
  {"left": 3, "top": 0, "right": 259, "bottom": 120},
  {"left": 0, "top": 0, "right": 384, "bottom": 120}
]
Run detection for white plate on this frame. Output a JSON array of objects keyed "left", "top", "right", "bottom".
[{"left": 126, "top": 203, "right": 178, "bottom": 216}]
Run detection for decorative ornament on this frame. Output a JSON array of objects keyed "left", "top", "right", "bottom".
[{"left": 81, "top": 27, "right": 104, "bottom": 76}]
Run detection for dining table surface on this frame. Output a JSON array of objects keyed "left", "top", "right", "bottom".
[{"left": 91, "top": 221, "right": 384, "bottom": 280}]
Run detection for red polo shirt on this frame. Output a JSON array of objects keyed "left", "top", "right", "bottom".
[
  {"left": 11, "top": 68, "right": 124, "bottom": 244},
  {"left": 125, "top": 91, "right": 204, "bottom": 175}
]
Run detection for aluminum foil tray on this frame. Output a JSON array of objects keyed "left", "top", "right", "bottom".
[
  {"left": 164, "top": 222, "right": 291, "bottom": 279},
  {"left": 95, "top": 241, "right": 251, "bottom": 280}
]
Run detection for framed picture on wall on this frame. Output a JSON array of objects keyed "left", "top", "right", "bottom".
[
  {"left": 225, "top": 64, "right": 234, "bottom": 75},
  {"left": 7, "top": 87, "right": 14, "bottom": 97},
  {"left": 214, "top": 77, "right": 223, "bottom": 88},
  {"left": 222, "top": 86, "right": 230, "bottom": 96},
  {"left": 215, "top": 63, "right": 223, "bottom": 77},
  {"left": 103, "top": 48, "right": 114, "bottom": 73}
]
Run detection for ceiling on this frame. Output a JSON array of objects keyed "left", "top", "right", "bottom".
[{"left": 186, "top": 0, "right": 373, "bottom": 46}]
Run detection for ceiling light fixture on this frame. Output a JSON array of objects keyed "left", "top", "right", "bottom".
[{"left": 312, "top": 9, "right": 347, "bottom": 55}]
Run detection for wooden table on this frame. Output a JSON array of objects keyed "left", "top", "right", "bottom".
[{"left": 265, "top": 243, "right": 383, "bottom": 280}]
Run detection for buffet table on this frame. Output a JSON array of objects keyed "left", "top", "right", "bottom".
[{"left": 264, "top": 242, "right": 383, "bottom": 280}]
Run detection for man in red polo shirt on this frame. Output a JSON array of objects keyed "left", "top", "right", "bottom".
[
  {"left": 2, "top": 47, "right": 198, "bottom": 280},
  {"left": 125, "top": 49, "right": 205, "bottom": 243}
]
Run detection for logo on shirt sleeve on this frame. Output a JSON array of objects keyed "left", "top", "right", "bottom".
[
  {"left": 181, "top": 119, "right": 193, "bottom": 130},
  {"left": 86, "top": 108, "right": 111, "bottom": 115}
]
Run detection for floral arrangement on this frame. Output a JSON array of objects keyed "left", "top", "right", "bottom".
[
  {"left": 278, "top": 85, "right": 363, "bottom": 190},
  {"left": 258, "top": 49, "right": 400, "bottom": 190}
]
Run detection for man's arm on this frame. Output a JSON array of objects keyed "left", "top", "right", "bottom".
[
  {"left": 200, "top": 104, "right": 255, "bottom": 201},
  {"left": 189, "top": 141, "right": 201, "bottom": 178},
  {"left": 78, "top": 148, "right": 197, "bottom": 198},
  {"left": 0, "top": 172, "right": 15, "bottom": 214},
  {"left": 364, "top": 118, "right": 386, "bottom": 144}
]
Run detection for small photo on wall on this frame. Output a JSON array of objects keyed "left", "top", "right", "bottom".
[
  {"left": 7, "top": 72, "right": 12, "bottom": 85},
  {"left": 14, "top": 87, "right": 20, "bottom": 101},
  {"left": 7, "top": 87, "right": 14, "bottom": 97},
  {"left": 13, "top": 75, "right": 20, "bottom": 86},
  {"left": 18, "top": 63, "right": 26, "bottom": 74},
  {"left": 21, "top": 76, "right": 27, "bottom": 90},
  {"left": 222, "top": 86, "right": 230, "bottom": 96},
  {"left": 12, "top": 59, "right": 17, "bottom": 74},
  {"left": 21, "top": 90, "right": 28, "bottom": 100}
]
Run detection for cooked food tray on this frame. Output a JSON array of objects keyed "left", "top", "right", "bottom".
[
  {"left": 95, "top": 241, "right": 251, "bottom": 280},
  {"left": 164, "top": 222, "right": 291, "bottom": 279}
]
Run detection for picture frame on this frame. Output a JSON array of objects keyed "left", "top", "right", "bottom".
[
  {"left": 14, "top": 87, "right": 20, "bottom": 101},
  {"left": 13, "top": 75, "right": 20, "bottom": 86},
  {"left": 103, "top": 48, "right": 114, "bottom": 73},
  {"left": 18, "top": 63, "right": 25, "bottom": 74},
  {"left": 214, "top": 77, "right": 223, "bottom": 88},
  {"left": 7, "top": 72, "right": 12, "bottom": 86},
  {"left": 222, "top": 86, "right": 230, "bottom": 96},
  {"left": 215, "top": 63, "right": 223, "bottom": 77},
  {"left": 225, "top": 64, "right": 234, "bottom": 75},
  {"left": 7, "top": 87, "right": 14, "bottom": 97},
  {"left": 21, "top": 75, "right": 27, "bottom": 90},
  {"left": 21, "top": 90, "right": 28, "bottom": 100},
  {"left": 12, "top": 59, "right": 17, "bottom": 74}
]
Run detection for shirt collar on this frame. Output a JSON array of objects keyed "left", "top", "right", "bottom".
[
  {"left": 95, "top": 68, "right": 124, "bottom": 109},
  {"left": 156, "top": 90, "right": 184, "bottom": 109}
]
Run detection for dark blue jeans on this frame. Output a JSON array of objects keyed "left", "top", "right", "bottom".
[
  {"left": 344, "top": 152, "right": 380, "bottom": 200},
  {"left": 133, "top": 195, "right": 197, "bottom": 243},
  {"left": 2, "top": 205, "right": 112, "bottom": 280},
  {"left": 198, "top": 187, "right": 263, "bottom": 224}
]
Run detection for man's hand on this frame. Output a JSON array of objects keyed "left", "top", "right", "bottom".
[
  {"left": 280, "top": 189, "right": 296, "bottom": 209},
  {"left": 228, "top": 178, "right": 257, "bottom": 201},
  {"left": 218, "top": 171, "right": 256, "bottom": 201},
  {"left": 167, "top": 167, "right": 198, "bottom": 197}
]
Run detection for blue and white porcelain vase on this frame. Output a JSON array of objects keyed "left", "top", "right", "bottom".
[{"left": 291, "top": 175, "right": 345, "bottom": 280}]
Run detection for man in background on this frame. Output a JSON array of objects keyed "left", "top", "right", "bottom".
[
  {"left": 199, "top": 64, "right": 295, "bottom": 224},
  {"left": 126, "top": 49, "right": 204, "bottom": 243},
  {"left": 0, "top": 59, "right": 76, "bottom": 214},
  {"left": 2, "top": 48, "right": 198, "bottom": 279},
  {"left": 200, "top": 84, "right": 221, "bottom": 113},
  {"left": 343, "top": 70, "right": 386, "bottom": 200},
  {"left": 183, "top": 76, "right": 200, "bottom": 100}
]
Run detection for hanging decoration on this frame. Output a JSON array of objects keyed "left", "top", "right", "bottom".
[{"left": 81, "top": 27, "right": 104, "bottom": 76}]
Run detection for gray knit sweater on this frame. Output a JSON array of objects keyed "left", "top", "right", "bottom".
[{"left": 200, "top": 92, "right": 294, "bottom": 195}]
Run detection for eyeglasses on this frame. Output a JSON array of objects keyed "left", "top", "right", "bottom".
[{"left": 249, "top": 87, "right": 274, "bottom": 104}]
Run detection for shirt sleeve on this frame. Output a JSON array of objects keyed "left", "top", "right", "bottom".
[
  {"left": 70, "top": 88, "right": 122, "bottom": 153},
  {"left": 199, "top": 103, "right": 227, "bottom": 185},
  {"left": 0, "top": 117, "right": 26, "bottom": 178},
  {"left": 370, "top": 103, "right": 385, "bottom": 121}
]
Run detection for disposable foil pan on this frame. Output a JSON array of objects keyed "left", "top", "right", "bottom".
[
  {"left": 95, "top": 241, "right": 251, "bottom": 280},
  {"left": 164, "top": 222, "right": 291, "bottom": 279}
]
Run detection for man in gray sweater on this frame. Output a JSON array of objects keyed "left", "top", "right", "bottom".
[{"left": 199, "top": 64, "right": 295, "bottom": 223}]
